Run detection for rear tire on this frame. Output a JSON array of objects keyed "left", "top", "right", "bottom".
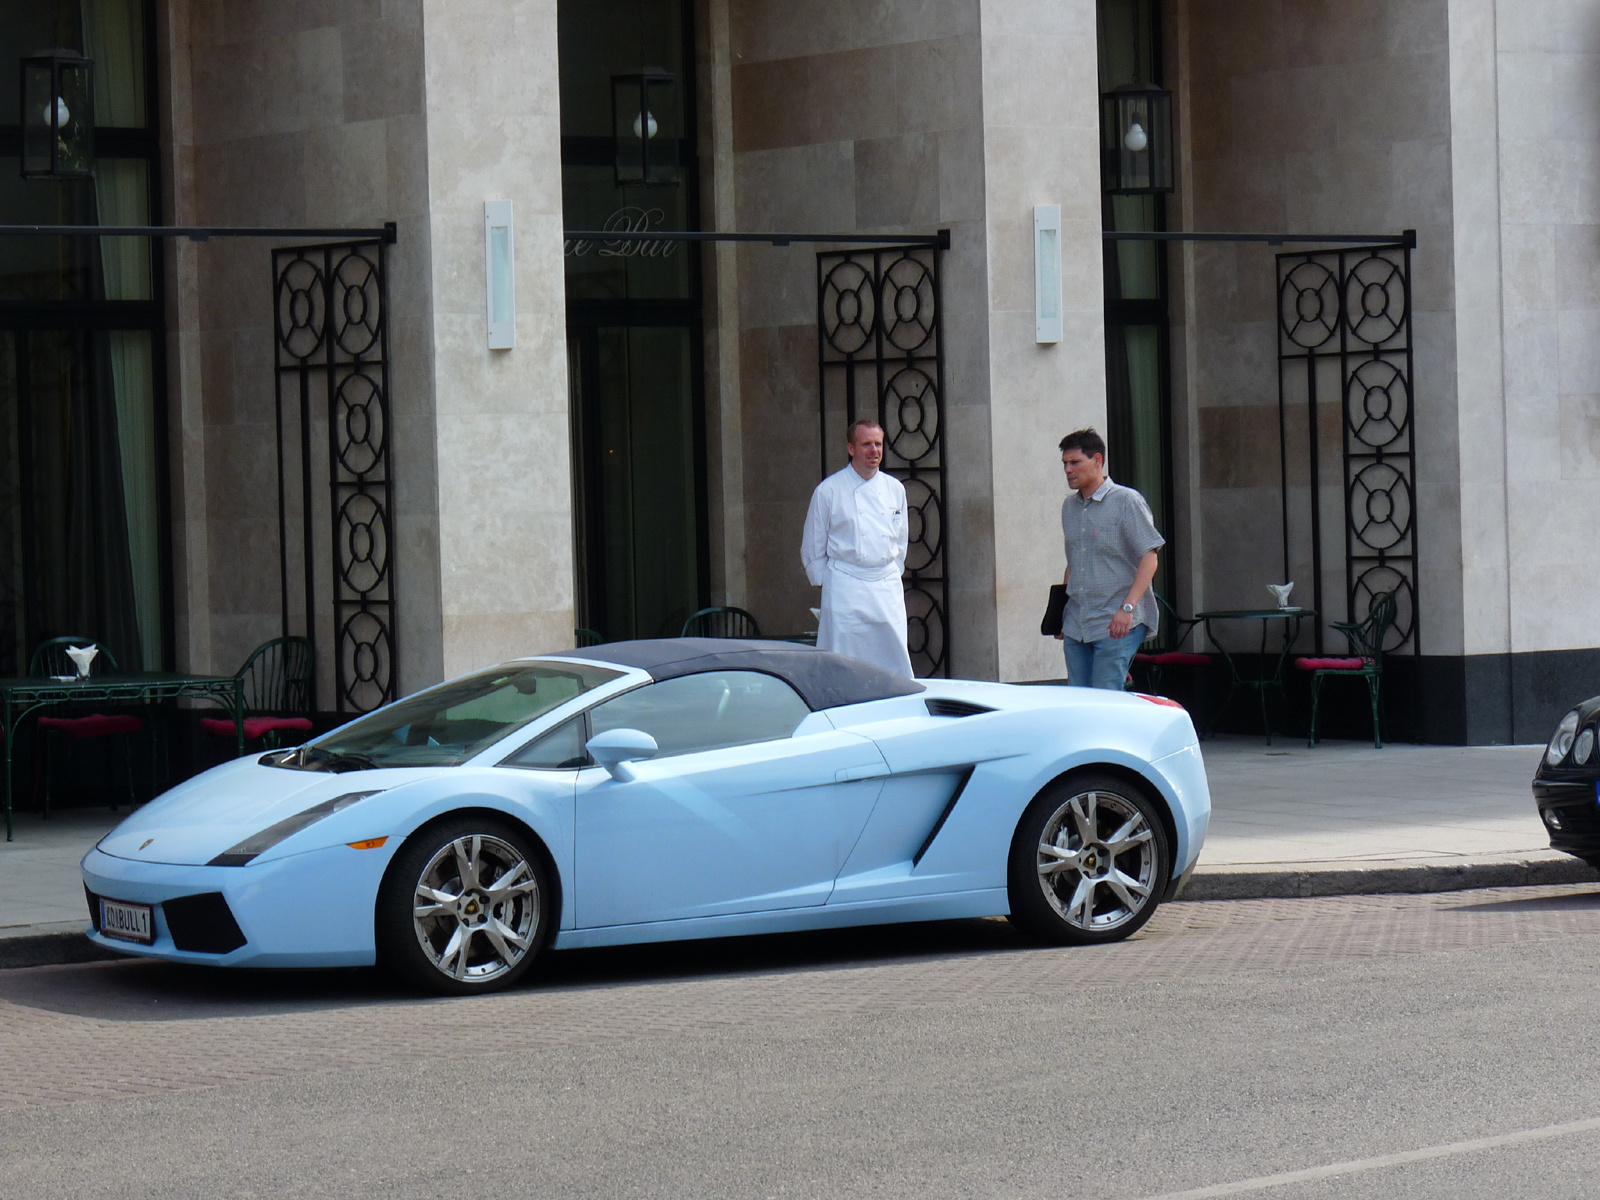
[
  {"left": 1007, "top": 773, "right": 1170, "bottom": 945},
  {"left": 377, "top": 816, "right": 549, "bottom": 995}
]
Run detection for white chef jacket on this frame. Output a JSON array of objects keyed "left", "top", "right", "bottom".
[{"left": 800, "top": 464, "right": 914, "bottom": 679}]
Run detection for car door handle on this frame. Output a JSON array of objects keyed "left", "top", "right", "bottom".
[{"left": 835, "top": 762, "right": 890, "bottom": 782}]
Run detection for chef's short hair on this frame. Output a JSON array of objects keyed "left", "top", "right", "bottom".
[
  {"left": 846, "top": 418, "right": 884, "bottom": 443},
  {"left": 1059, "top": 427, "right": 1106, "bottom": 461}
]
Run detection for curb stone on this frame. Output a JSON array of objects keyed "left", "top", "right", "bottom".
[
  {"left": 0, "top": 930, "right": 120, "bottom": 971},
  {"left": 1180, "top": 854, "right": 1600, "bottom": 901}
]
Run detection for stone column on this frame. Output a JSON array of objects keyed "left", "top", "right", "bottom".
[
  {"left": 980, "top": 0, "right": 1107, "bottom": 681},
  {"left": 421, "top": 0, "right": 574, "bottom": 676},
  {"left": 1447, "top": 0, "right": 1507, "bottom": 664}
]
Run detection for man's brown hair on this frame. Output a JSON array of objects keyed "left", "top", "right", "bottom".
[{"left": 1058, "top": 427, "right": 1106, "bottom": 460}]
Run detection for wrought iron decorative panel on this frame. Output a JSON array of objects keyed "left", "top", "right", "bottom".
[
  {"left": 272, "top": 240, "right": 397, "bottom": 713},
  {"left": 1277, "top": 243, "right": 1417, "bottom": 654},
  {"left": 817, "top": 245, "right": 948, "bottom": 677}
]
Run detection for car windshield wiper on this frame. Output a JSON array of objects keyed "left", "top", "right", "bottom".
[
  {"left": 265, "top": 745, "right": 381, "bottom": 773},
  {"left": 306, "top": 746, "right": 379, "bottom": 773}
]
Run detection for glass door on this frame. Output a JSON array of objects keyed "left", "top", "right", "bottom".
[
  {"left": 567, "top": 322, "right": 701, "bottom": 640},
  {"left": 559, "top": 0, "right": 706, "bottom": 641},
  {"left": 1099, "top": 0, "right": 1175, "bottom": 627}
]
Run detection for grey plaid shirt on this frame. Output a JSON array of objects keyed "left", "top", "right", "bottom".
[{"left": 1060, "top": 477, "right": 1165, "bottom": 642}]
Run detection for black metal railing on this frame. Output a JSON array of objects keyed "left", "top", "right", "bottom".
[
  {"left": 1277, "top": 241, "right": 1417, "bottom": 654},
  {"left": 817, "top": 244, "right": 948, "bottom": 677},
  {"left": 272, "top": 239, "right": 397, "bottom": 713}
]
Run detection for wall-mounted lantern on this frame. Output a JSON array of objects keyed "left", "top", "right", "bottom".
[
  {"left": 21, "top": 50, "right": 93, "bottom": 179},
  {"left": 1101, "top": 81, "right": 1172, "bottom": 194},
  {"left": 611, "top": 70, "right": 679, "bottom": 185}
]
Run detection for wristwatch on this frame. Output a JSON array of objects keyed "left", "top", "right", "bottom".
[{"left": 1121, "top": 603, "right": 1135, "bottom": 614}]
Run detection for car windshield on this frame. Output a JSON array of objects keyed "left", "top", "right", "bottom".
[{"left": 303, "top": 661, "right": 622, "bottom": 767}]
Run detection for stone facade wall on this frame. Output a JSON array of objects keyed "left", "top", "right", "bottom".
[
  {"left": 720, "top": 0, "right": 1105, "bottom": 681},
  {"left": 1475, "top": 0, "right": 1600, "bottom": 657},
  {"left": 721, "top": 0, "right": 995, "bottom": 671},
  {"left": 979, "top": 0, "right": 1107, "bottom": 681},
  {"left": 1174, "top": 0, "right": 1461, "bottom": 653},
  {"left": 419, "top": 0, "right": 574, "bottom": 677},
  {"left": 160, "top": 0, "right": 576, "bottom": 701},
  {"left": 158, "top": 0, "right": 441, "bottom": 702}
]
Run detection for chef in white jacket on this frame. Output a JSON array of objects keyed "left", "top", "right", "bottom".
[{"left": 800, "top": 419, "right": 915, "bottom": 678}]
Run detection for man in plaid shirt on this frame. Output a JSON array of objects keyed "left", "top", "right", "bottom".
[{"left": 1053, "top": 428, "right": 1165, "bottom": 689}]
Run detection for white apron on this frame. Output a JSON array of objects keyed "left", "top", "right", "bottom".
[{"left": 818, "top": 564, "right": 913, "bottom": 678}]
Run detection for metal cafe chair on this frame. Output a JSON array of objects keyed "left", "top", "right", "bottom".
[
  {"left": 1294, "top": 590, "right": 1398, "bottom": 749},
  {"left": 199, "top": 636, "right": 315, "bottom": 751},
  {"left": 680, "top": 606, "right": 762, "bottom": 639},
  {"left": 27, "top": 637, "right": 141, "bottom": 815},
  {"left": 575, "top": 627, "right": 605, "bottom": 647}
]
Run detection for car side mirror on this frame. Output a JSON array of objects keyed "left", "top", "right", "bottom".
[{"left": 585, "top": 727, "right": 659, "bottom": 782}]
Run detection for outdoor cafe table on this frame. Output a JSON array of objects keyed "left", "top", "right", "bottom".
[
  {"left": 0, "top": 673, "right": 245, "bottom": 841},
  {"left": 1195, "top": 608, "right": 1317, "bottom": 744}
]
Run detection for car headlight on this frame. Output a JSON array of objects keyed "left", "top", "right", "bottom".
[
  {"left": 208, "top": 790, "right": 384, "bottom": 866},
  {"left": 1577, "top": 729, "right": 1596, "bottom": 766},
  {"left": 1547, "top": 711, "right": 1581, "bottom": 766}
]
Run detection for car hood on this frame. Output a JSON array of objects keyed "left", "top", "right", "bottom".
[{"left": 95, "top": 757, "right": 454, "bottom": 866}]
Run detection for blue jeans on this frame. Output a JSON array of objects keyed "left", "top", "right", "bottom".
[{"left": 1062, "top": 625, "right": 1148, "bottom": 690}]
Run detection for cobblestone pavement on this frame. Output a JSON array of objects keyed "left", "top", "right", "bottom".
[{"left": 6, "top": 884, "right": 1600, "bottom": 1113}]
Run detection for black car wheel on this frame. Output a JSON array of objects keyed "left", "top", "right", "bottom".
[
  {"left": 1007, "top": 773, "right": 1171, "bottom": 945},
  {"left": 377, "top": 816, "right": 549, "bottom": 995}
]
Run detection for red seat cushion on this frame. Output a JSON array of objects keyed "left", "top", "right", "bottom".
[
  {"left": 38, "top": 714, "right": 143, "bottom": 739},
  {"left": 1294, "top": 656, "right": 1373, "bottom": 671},
  {"left": 201, "top": 716, "right": 314, "bottom": 741},
  {"left": 1135, "top": 652, "right": 1212, "bottom": 667}
]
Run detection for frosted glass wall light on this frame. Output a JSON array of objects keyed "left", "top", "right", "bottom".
[
  {"left": 1034, "top": 204, "right": 1062, "bottom": 345},
  {"left": 484, "top": 200, "right": 515, "bottom": 350}
]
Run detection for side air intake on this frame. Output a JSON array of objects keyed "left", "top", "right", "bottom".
[
  {"left": 925, "top": 698, "right": 995, "bottom": 718},
  {"left": 164, "top": 892, "right": 247, "bottom": 955}
]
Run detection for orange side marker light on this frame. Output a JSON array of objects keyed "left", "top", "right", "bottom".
[{"left": 347, "top": 837, "right": 389, "bottom": 850}]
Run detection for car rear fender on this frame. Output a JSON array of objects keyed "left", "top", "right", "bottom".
[
  {"left": 902, "top": 743, "right": 1204, "bottom": 895},
  {"left": 1019, "top": 745, "right": 1207, "bottom": 883}
]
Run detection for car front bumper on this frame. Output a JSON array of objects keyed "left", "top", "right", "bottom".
[
  {"left": 1532, "top": 778, "right": 1600, "bottom": 862},
  {"left": 81, "top": 841, "right": 391, "bottom": 967}
]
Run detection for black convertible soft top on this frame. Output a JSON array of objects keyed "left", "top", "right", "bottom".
[{"left": 553, "top": 638, "right": 925, "bottom": 711}]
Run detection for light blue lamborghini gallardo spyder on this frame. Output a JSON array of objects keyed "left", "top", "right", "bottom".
[{"left": 82, "top": 639, "right": 1211, "bottom": 994}]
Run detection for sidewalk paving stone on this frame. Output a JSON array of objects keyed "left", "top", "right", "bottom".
[{"left": 1184, "top": 735, "right": 1596, "bottom": 899}]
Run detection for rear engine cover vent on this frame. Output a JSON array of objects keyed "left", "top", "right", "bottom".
[{"left": 925, "top": 698, "right": 995, "bottom": 718}]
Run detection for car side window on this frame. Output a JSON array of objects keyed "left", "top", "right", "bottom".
[
  {"left": 502, "top": 716, "right": 590, "bottom": 770},
  {"left": 586, "top": 671, "right": 810, "bottom": 759}
]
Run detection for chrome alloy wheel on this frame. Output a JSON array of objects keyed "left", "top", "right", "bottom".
[
  {"left": 412, "top": 834, "right": 540, "bottom": 984},
  {"left": 1035, "top": 789, "right": 1157, "bottom": 932}
]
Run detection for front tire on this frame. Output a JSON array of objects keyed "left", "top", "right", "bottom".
[
  {"left": 1007, "top": 773, "right": 1171, "bottom": 945},
  {"left": 377, "top": 817, "right": 549, "bottom": 995}
]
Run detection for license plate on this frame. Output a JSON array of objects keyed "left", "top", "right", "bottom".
[{"left": 98, "top": 898, "right": 154, "bottom": 945}]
